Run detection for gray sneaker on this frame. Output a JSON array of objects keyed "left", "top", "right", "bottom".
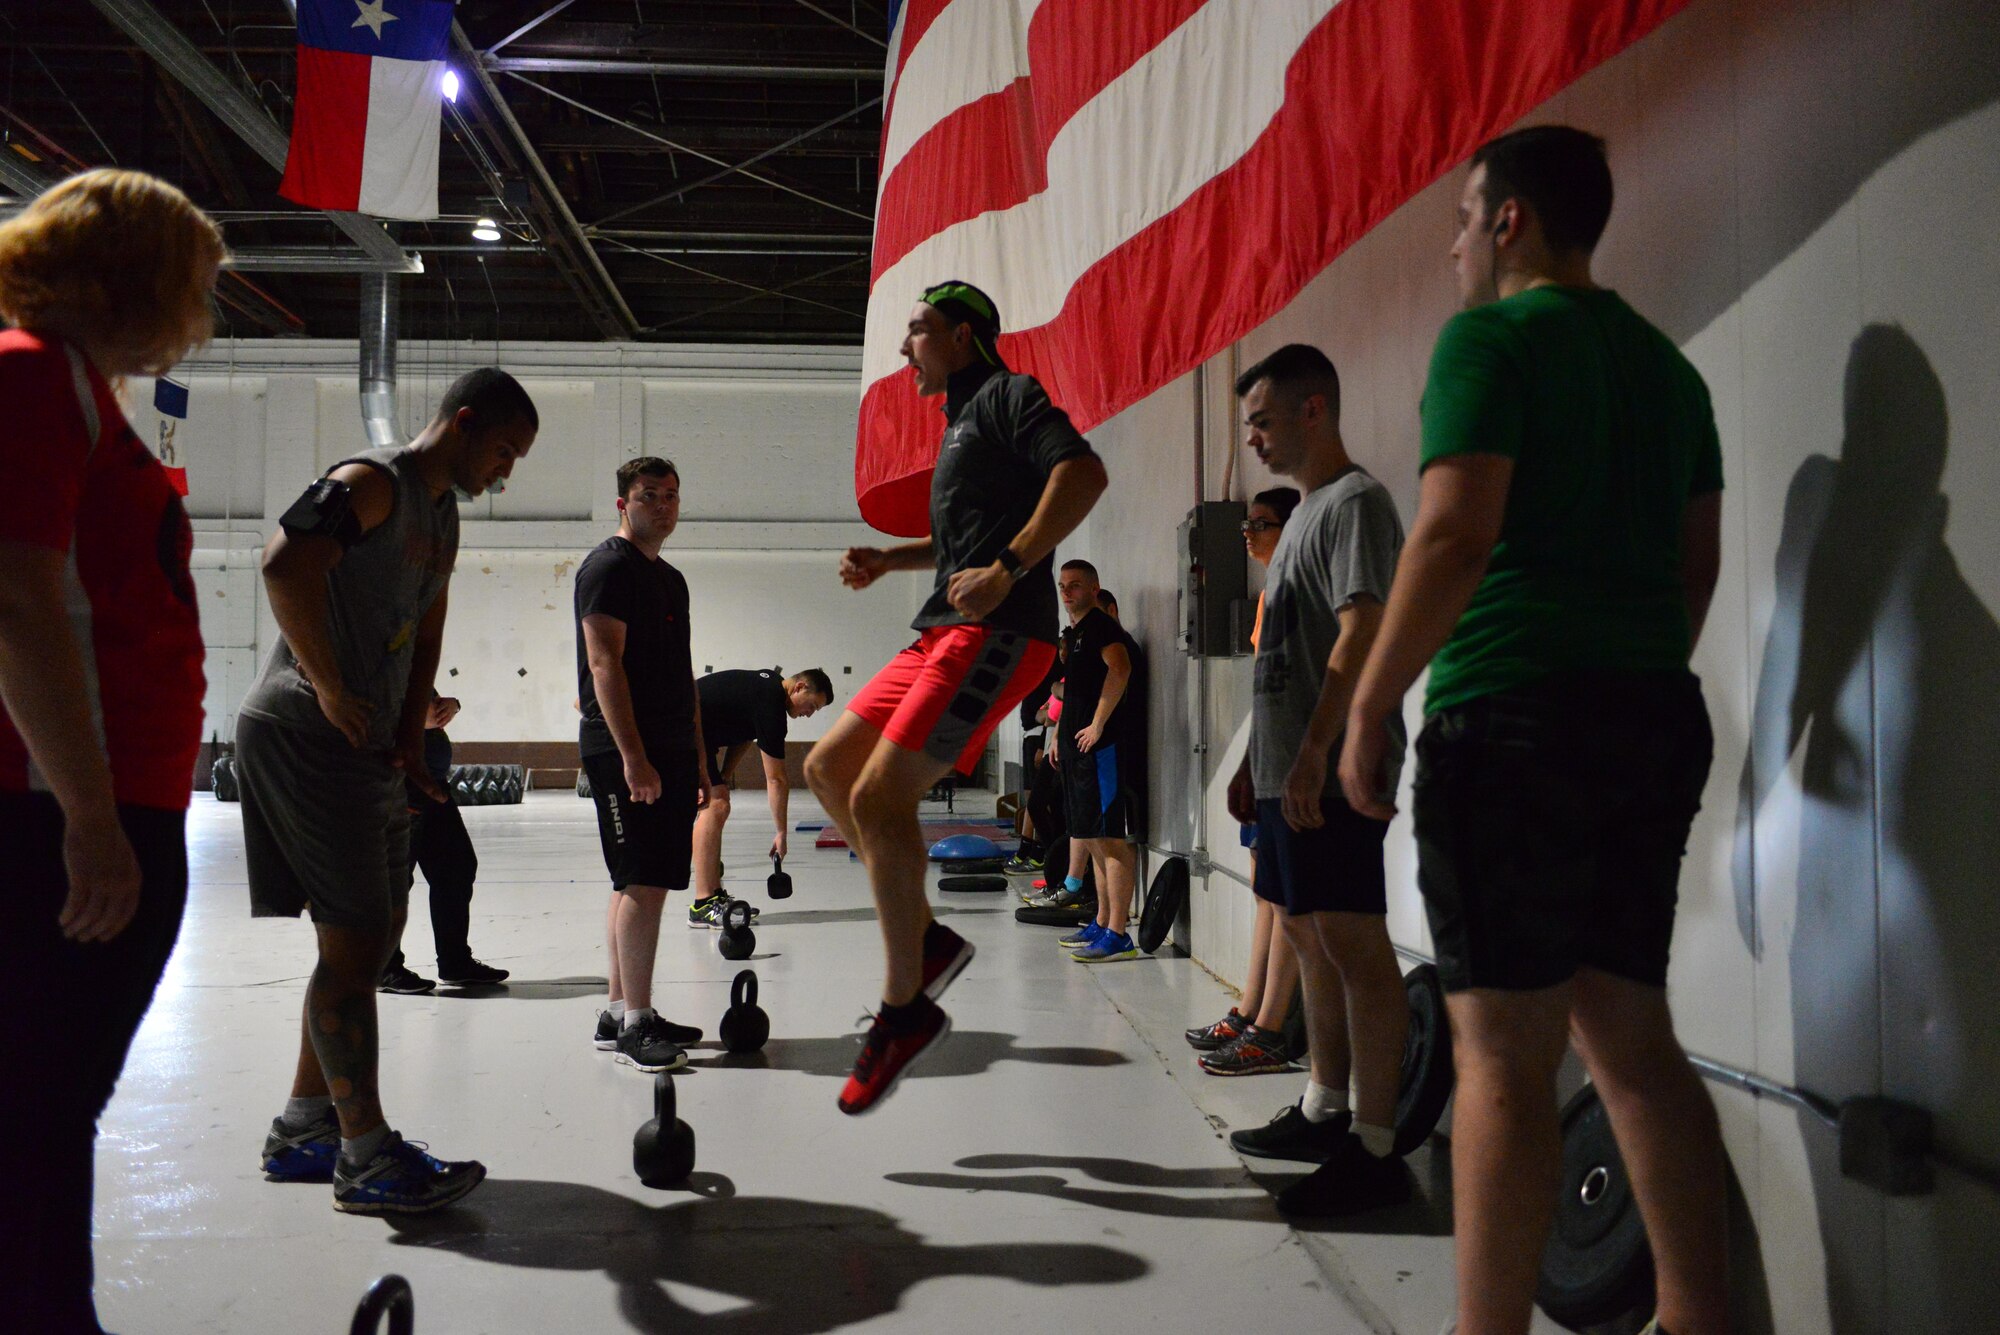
[{"left": 332, "top": 1132, "right": 485, "bottom": 1215}]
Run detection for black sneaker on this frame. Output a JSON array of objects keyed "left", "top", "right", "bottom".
[
  {"left": 1274, "top": 1132, "right": 1413, "bottom": 1217},
  {"left": 261, "top": 1112, "right": 340, "bottom": 1182},
  {"left": 596, "top": 1010, "right": 702, "bottom": 1051},
  {"left": 332, "top": 1131, "right": 486, "bottom": 1215},
  {"left": 378, "top": 963, "right": 436, "bottom": 995},
  {"left": 1230, "top": 1103, "right": 1352, "bottom": 1163},
  {"left": 614, "top": 1014, "right": 690, "bottom": 1073},
  {"left": 438, "top": 958, "right": 510, "bottom": 986}
]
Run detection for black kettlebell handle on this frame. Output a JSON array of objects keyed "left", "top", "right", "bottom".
[
  {"left": 350, "top": 1274, "right": 414, "bottom": 1335},
  {"left": 654, "top": 1071, "right": 676, "bottom": 1122},
  {"left": 731, "top": 968, "right": 758, "bottom": 1009},
  {"left": 725, "top": 901, "right": 753, "bottom": 931},
  {"left": 771, "top": 852, "right": 783, "bottom": 872}
]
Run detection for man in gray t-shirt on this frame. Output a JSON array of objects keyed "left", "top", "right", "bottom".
[{"left": 1223, "top": 345, "right": 1414, "bottom": 1218}]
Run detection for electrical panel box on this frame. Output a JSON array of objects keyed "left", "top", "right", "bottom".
[{"left": 1177, "top": 500, "right": 1248, "bottom": 657}]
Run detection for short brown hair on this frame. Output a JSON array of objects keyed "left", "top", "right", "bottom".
[
  {"left": 0, "top": 169, "right": 224, "bottom": 376},
  {"left": 616, "top": 456, "right": 678, "bottom": 497}
]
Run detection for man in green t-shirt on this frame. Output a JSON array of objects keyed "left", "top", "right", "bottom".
[{"left": 1338, "top": 127, "right": 1728, "bottom": 1335}]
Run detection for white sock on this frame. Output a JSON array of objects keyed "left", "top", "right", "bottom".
[
  {"left": 1354, "top": 1120, "right": 1395, "bottom": 1158},
  {"left": 1300, "top": 1080, "right": 1350, "bottom": 1124},
  {"left": 609, "top": 1000, "right": 626, "bottom": 1020},
  {"left": 340, "top": 1123, "right": 389, "bottom": 1167},
  {"left": 623, "top": 1006, "right": 654, "bottom": 1032},
  {"left": 282, "top": 1094, "right": 334, "bottom": 1129}
]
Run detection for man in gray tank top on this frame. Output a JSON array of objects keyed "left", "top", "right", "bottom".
[{"left": 235, "top": 368, "right": 537, "bottom": 1217}]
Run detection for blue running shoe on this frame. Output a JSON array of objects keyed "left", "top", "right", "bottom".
[
  {"left": 1058, "top": 922, "right": 1104, "bottom": 949},
  {"left": 332, "top": 1131, "right": 486, "bottom": 1215},
  {"left": 261, "top": 1113, "right": 340, "bottom": 1182},
  {"left": 1071, "top": 930, "right": 1140, "bottom": 963}
]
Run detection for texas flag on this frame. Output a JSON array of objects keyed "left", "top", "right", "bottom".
[{"left": 279, "top": 0, "right": 454, "bottom": 219}]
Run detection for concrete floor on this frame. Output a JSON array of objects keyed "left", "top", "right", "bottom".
[{"left": 90, "top": 789, "right": 1511, "bottom": 1334}]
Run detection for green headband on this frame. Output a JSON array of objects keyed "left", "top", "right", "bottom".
[{"left": 919, "top": 281, "right": 1004, "bottom": 366}]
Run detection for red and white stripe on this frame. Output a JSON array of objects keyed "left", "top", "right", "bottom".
[{"left": 855, "top": 0, "right": 1691, "bottom": 535}]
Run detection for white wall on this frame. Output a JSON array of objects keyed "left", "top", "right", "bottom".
[
  {"left": 139, "top": 340, "right": 928, "bottom": 745},
  {"left": 1068, "top": 0, "right": 2000, "bottom": 1330}
]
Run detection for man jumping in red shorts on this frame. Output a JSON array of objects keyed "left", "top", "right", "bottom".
[{"left": 807, "top": 280, "right": 1106, "bottom": 1115}]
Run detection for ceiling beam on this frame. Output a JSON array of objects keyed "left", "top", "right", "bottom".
[
  {"left": 450, "top": 20, "right": 637, "bottom": 338},
  {"left": 485, "top": 55, "right": 882, "bottom": 81}
]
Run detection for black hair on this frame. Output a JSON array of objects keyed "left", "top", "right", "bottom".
[
  {"left": 1251, "top": 486, "right": 1302, "bottom": 525},
  {"left": 437, "top": 367, "right": 538, "bottom": 434},
  {"left": 1095, "top": 589, "right": 1117, "bottom": 610},
  {"left": 1059, "top": 558, "right": 1100, "bottom": 582},
  {"left": 793, "top": 667, "right": 835, "bottom": 704},
  {"left": 1470, "top": 125, "right": 1613, "bottom": 255},
  {"left": 615, "top": 455, "right": 678, "bottom": 498},
  {"left": 1233, "top": 343, "right": 1340, "bottom": 421}
]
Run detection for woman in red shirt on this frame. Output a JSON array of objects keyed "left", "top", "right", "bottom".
[{"left": 0, "top": 169, "right": 222, "bottom": 1334}]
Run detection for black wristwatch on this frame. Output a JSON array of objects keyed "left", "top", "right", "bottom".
[{"left": 996, "top": 547, "right": 1028, "bottom": 580}]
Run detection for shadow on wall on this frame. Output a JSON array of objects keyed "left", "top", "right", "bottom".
[
  {"left": 389, "top": 1178, "right": 1149, "bottom": 1333},
  {"left": 1736, "top": 325, "right": 2000, "bottom": 1332}
]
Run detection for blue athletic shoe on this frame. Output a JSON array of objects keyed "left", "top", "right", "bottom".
[
  {"left": 1071, "top": 930, "right": 1139, "bottom": 963},
  {"left": 1058, "top": 922, "right": 1105, "bottom": 949},
  {"left": 332, "top": 1131, "right": 486, "bottom": 1215},
  {"left": 261, "top": 1113, "right": 340, "bottom": 1182}
]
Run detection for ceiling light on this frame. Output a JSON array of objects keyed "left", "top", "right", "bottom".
[
  {"left": 442, "top": 69, "right": 460, "bottom": 103},
  {"left": 471, "top": 218, "right": 501, "bottom": 242}
]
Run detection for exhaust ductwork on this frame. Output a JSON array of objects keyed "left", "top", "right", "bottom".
[{"left": 359, "top": 272, "right": 399, "bottom": 450}]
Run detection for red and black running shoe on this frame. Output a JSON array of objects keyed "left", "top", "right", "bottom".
[
  {"left": 838, "top": 998, "right": 950, "bottom": 1115},
  {"left": 920, "top": 920, "right": 975, "bottom": 1001}
]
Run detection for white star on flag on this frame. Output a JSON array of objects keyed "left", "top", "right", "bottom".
[{"left": 351, "top": 0, "right": 399, "bottom": 39}]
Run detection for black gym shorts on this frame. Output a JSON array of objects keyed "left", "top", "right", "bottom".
[
  {"left": 1253, "top": 794, "right": 1389, "bottom": 915},
  {"left": 1060, "top": 740, "right": 1131, "bottom": 841},
  {"left": 1412, "top": 671, "right": 1713, "bottom": 993},
  {"left": 583, "top": 748, "right": 698, "bottom": 892}
]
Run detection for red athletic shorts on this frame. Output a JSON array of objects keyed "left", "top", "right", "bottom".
[{"left": 849, "top": 625, "right": 1058, "bottom": 775}]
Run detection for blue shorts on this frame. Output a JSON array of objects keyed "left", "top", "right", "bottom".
[{"left": 1252, "top": 794, "right": 1388, "bottom": 915}]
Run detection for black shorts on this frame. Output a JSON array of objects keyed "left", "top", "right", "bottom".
[
  {"left": 583, "top": 749, "right": 698, "bottom": 892},
  {"left": 1252, "top": 794, "right": 1388, "bottom": 914},
  {"left": 1413, "top": 671, "right": 1713, "bottom": 993},
  {"left": 1061, "top": 740, "right": 1131, "bottom": 841}
]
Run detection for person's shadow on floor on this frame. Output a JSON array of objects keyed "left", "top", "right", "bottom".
[
  {"left": 686, "top": 1030, "right": 1130, "bottom": 1077},
  {"left": 387, "top": 1177, "right": 1148, "bottom": 1333}
]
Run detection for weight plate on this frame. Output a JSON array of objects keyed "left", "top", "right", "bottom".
[
  {"left": 1015, "top": 903, "right": 1094, "bottom": 927},
  {"left": 939, "top": 874, "right": 1007, "bottom": 893},
  {"left": 1137, "top": 856, "right": 1189, "bottom": 954},
  {"left": 1393, "top": 962, "right": 1455, "bottom": 1157},
  {"left": 1537, "top": 1083, "right": 1654, "bottom": 1330},
  {"left": 939, "top": 856, "right": 1005, "bottom": 875}
]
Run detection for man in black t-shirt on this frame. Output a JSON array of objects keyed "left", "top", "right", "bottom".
[
  {"left": 691, "top": 667, "right": 834, "bottom": 906},
  {"left": 575, "top": 457, "right": 710, "bottom": 1076},
  {"left": 1052, "top": 560, "right": 1143, "bottom": 961},
  {"left": 809, "top": 279, "right": 1108, "bottom": 1115}
]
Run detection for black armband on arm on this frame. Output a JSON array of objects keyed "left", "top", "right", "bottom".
[{"left": 279, "top": 477, "right": 364, "bottom": 549}]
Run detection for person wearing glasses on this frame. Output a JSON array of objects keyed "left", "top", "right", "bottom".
[{"left": 1188, "top": 487, "right": 1307, "bottom": 1076}]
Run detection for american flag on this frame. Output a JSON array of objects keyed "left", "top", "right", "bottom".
[{"left": 855, "top": 0, "right": 1690, "bottom": 536}]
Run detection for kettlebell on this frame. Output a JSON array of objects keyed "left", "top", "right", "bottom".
[
  {"left": 718, "top": 969, "right": 770, "bottom": 1053},
  {"left": 767, "top": 852, "right": 794, "bottom": 901},
  {"left": 632, "top": 1072, "right": 695, "bottom": 1186},
  {"left": 717, "top": 900, "right": 756, "bottom": 960},
  {"left": 349, "top": 1274, "right": 413, "bottom": 1335}
]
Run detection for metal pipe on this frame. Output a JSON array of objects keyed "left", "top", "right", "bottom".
[
  {"left": 228, "top": 250, "right": 426, "bottom": 274},
  {"left": 452, "top": 22, "right": 638, "bottom": 338},
  {"left": 358, "top": 273, "right": 399, "bottom": 450},
  {"left": 484, "top": 55, "right": 883, "bottom": 81},
  {"left": 592, "top": 228, "right": 874, "bottom": 244}
]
